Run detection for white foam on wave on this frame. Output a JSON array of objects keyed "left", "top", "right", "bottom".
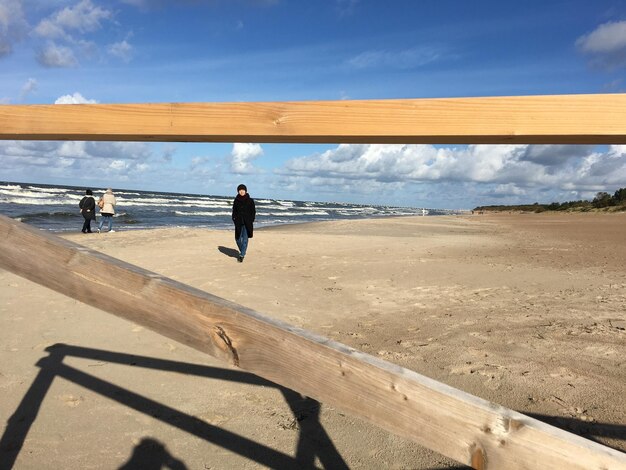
[
  {"left": 116, "top": 197, "right": 230, "bottom": 207},
  {"left": 263, "top": 210, "right": 329, "bottom": 216},
  {"left": 28, "top": 186, "right": 72, "bottom": 194},
  {"left": 0, "top": 188, "right": 79, "bottom": 199},
  {"left": 0, "top": 184, "right": 23, "bottom": 191},
  {"left": 174, "top": 210, "right": 232, "bottom": 216},
  {"left": 1, "top": 197, "right": 68, "bottom": 205},
  {"left": 0, "top": 189, "right": 47, "bottom": 199}
]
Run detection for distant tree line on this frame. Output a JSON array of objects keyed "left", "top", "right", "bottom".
[{"left": 474, "top": 187, "right": 626, "bottom": 213}]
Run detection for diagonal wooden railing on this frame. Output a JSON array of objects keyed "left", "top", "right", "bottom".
[{"left": 1, "top": 95, "right": 625, "bottom": 469}]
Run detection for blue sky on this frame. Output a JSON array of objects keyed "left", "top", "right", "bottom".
[{"left": 1, "top": 0, "right": 626, "bottom": 208}]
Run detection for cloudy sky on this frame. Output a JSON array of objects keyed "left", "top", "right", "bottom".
[{"left": 1, "top": 0, "right": 626, "bottom": 208}]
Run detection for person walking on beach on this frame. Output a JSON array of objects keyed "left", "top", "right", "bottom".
[
  {"left": 79, "top": 189, "right": 96, "bottom": 233},
  {"left": 97, "top": 188, "right": 117, "bottom": 233},
  {"left": 231, "top": 184, "right": 256, "bottom": 263}
]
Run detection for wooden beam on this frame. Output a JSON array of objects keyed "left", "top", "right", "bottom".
[
  {"left": 1, "top": 215, "right": 624, "bottom": 469},
  {"left": 1, "top": 93, "right": 625, "bottom": 144}
]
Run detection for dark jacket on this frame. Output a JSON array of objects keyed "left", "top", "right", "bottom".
[
  {"left": 79, "top": 196, "right": 96, "bottom": 220},
  {"left": 232, "top": 194, "right": 256, "bottom": 239}
]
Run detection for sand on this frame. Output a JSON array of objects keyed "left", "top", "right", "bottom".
[{"left": 1, "top": 213, "right": 625, "bottom": 469}]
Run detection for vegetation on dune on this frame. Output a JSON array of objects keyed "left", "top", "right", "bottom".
[{"left": 474, "top": 187, "right": 626, "bottom": 213}]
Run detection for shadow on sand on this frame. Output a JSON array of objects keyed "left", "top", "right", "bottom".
[
  {"left": 2, "top": 344, "right": 623, "bottom": 469},
  {"left": 218, "top": 246, "right": 240, "bottom": 259},
  {"left": 118, "top": 437, "right": 187, "bottom": 470},
  {"left": 0, "top": 343, "right": 348, "bottom": 470}
]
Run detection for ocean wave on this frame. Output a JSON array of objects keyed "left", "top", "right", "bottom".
[
  {"left": 0, "top": 188, "right": 81, "bottom": 199},
  {"left": 262, "top": 210, "right": 329, "bottom": 216},
  {"left": 27, "top": 186, "right": 73, "bottom": 194},
  {"left": 174, "top": 210, "right": 232, "bottom": 216},
  {"left": 1, "top": 197, "right": 73, "bottom": 205},
  {"left": 0, "top": 185, "right": 233, "bottom": 208},
  {"left": 107, "top": 190, "right": 143, "bottom": 197},
  {"left": 0, "top": 184, "right": 23, "bottom": 191},
  {"left": 258, "top": 205, "right": 292, "bottom": 211},
  {"left": 18, "top": 211, "right": 76, "bottom": 219},
  {"left": 6, "top": 184, "right": 74, "bottom": 195},
  {"left": 116, "top": 197, "right": 230, "bottom": 207},
  {"left": 0, "top": 181, "right": 438, "bottom": 233}
]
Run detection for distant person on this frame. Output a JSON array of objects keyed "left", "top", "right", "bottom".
[
  {"left": 231, "top": 184, "right": 256, "bottom": 262},
  {"left": 97, "top": 188, "right": 117, "bottom": 233},
  {"left": 79, "top": 189, "right": 96, "bottom": 233}
]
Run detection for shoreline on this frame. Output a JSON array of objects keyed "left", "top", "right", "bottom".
[
  {"left": 2, "top": 213, "right": 624, "bottom": 468},
  {"left": 33, "top": 212, "right": 453, "bottom": 235}
]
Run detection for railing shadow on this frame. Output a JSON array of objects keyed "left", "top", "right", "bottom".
[
  {"left": 3, "top": 343, "right": 622, "bottom": 469},
  {"left": 526, "top": 412, "right": 626, "bottom": 446},
  {"left": 0, "top": 343, "right": 348, "bottom": 470}
]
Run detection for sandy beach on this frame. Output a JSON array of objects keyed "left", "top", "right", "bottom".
[{"left": 1, "top": 213, "right": 625, "bottom": 469}]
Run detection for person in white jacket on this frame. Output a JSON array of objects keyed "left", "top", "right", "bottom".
[{"left": 97, "top": 188, "right": 117, "bottom": 233}]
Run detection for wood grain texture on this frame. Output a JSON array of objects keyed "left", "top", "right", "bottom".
[
  {"left": 1, "top": 93, "right": 625, "bottom": 144},
  {"left": 1, "top": 215, "right": 625, "bottom": 469}
]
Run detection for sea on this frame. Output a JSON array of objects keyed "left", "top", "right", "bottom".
[{"left": 0, "top": 181, "right": 454, "bottom": 233}]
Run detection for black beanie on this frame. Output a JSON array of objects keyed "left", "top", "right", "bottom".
[{"left": 237, "top": 184, "right": 247, "bottom": 192}]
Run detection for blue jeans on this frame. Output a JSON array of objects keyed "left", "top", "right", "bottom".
[
  {"left": 98, "top": 215, "right": 113, "bottom": 232},
  {"left": 236, "top": 225, "right": 248, "bottom": 257}
]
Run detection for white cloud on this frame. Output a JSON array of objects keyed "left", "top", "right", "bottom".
[
  {"left": 276, "top": 143, "right": 626, "bottom": 204},
  {"left": 119, "top": 0, "right": 148, "bottom": 6},
  {"left": 576, "top": 21, "right": 626, "bottom": 69},
  {"left": 54, "top": 92, "right": 97, "bottom": 104},
  {"left": 0, "top": 138, "right": 159, "bottom": 184},
  {"left": 37, "top": 42, "right": 77, "bottom": 67},
  {"left": 190, "top": 156, "right": 209, "bottom": 169},
  {"left": 19, "top": 78, "right": 38, "bottom": 100},
  {"left": 108, "top": 39, "right": 133, "bottom": 62},
  {"left": 34, "top": 0, "right": 112, "bottom": 38},
  {"left": 348, "top": 46, "right": 443, "bottom": 70},
  {"left": 34, "top": 18, "right": 71, "bottom": 41},
  {"left": 485, "top": 183, "right": 528, "bottom": 198},
  {"left": 58, "top": 140, "right": 87, "bottom": 158},
  {"left": 119, "top": 0, "right": 280, "bottom": 11},
  {"left": 0, "top": 0, "right": 29, "bottom": 58},
  {"left": 109, "top": 160, "right": 128, "bottom": 171},
  {"left": 230, "top": 143, "right": 263, "bottom": 174},
  {"left": 31, "top": 0, "right": 114, "bottom": 67},
  {"left": 577, "top": 21, "right": 626, "bottom": 53},
  {"left": 336, "top": 0, "right": 359, "bottom": 17},
  {"left": 519, "top": 144, "right": 592, "bottom": 166}
]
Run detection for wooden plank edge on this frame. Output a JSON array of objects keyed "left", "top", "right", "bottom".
[{"left": 1, "top": 134, "right": 625, "bottom": 145}]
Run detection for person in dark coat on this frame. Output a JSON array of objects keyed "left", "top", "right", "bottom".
[
  {"left": 79, "top": 189, "right": 96, "bottom": 233},
  {"left": 231, "top": 184, "right": 256, "bottom": 262}
]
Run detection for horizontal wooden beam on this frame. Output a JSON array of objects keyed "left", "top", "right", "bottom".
[
  {"left": 1, "top": 94, "right": 625, "bottom": 144},
  {"left": 1, "top": 215, "right": 625, "bottom": 469}
]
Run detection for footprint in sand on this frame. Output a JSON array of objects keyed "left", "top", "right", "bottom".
[
  {"left": 449, "top": 362, "right": 505, "bottom": 390},
  {"left": 60, "top": 394, "right": 84, "bottom": 407}
]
